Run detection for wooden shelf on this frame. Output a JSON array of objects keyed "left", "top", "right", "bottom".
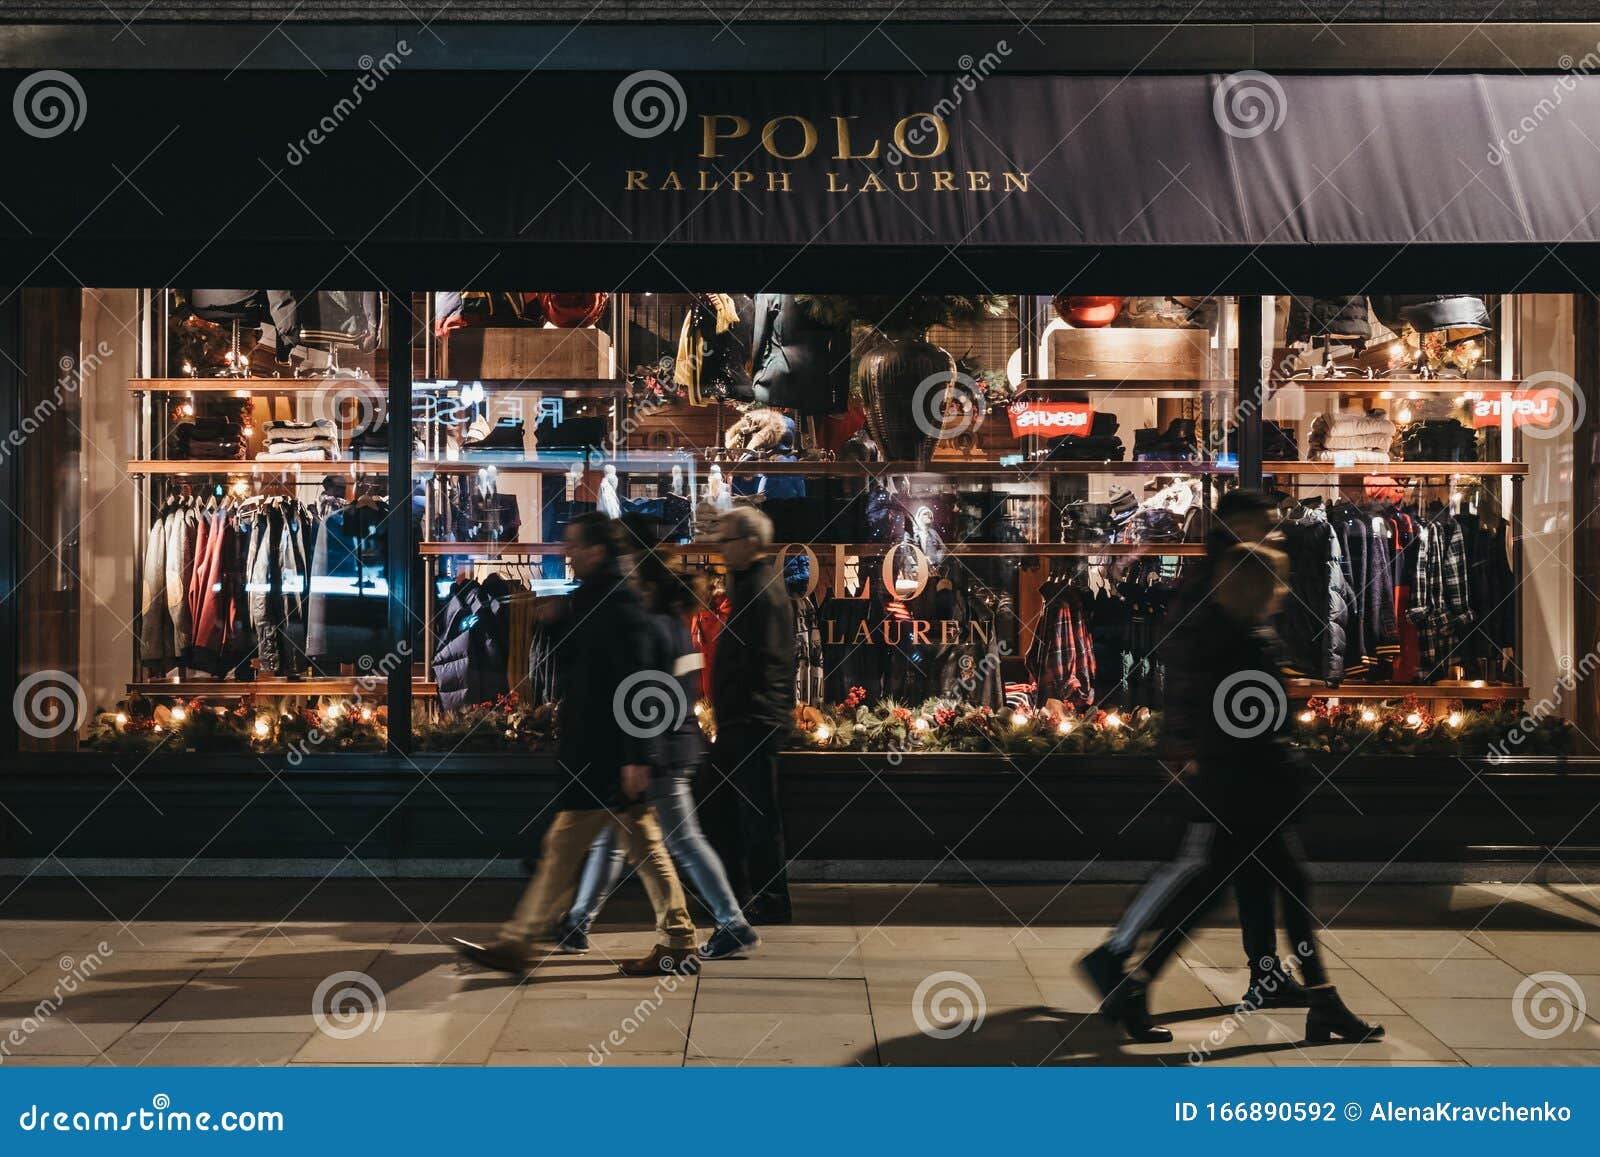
[
  {"left": 129, "top": 377, "right": 381, "bottom": 393},
  {"left": 1288, "top": 680, "right": 1527, "bottom": 701},
  {"left": 1022, "top": 378, "right": 1235, "bottom": 396},
  {"left": 128, "top": 460, "right": 388, "bottom": 475},
  {"left": 129, "top": 678, "right": 438, "bottom": 697},
  {"left": 594, "top": 456, "right": 1236, "bottom": 477},
  {"left": 1269, "top": 378, "right": 1521, "bottom": 396},
  {"left": 1264, "top": 461, "right": 1527, "bottom": 477},
  {"left": 415, "top": 378, "right": 622, "bottom": 398},
  {"left": 418, "top": 541, "right": 1209, "bottom": 559}
]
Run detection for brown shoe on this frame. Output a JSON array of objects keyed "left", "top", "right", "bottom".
[
  {"left": 616, "top": 943, "right": 701, "bottom": 977},
  {"left": 452, "top": 936, "right": 533, "bottom": 974}
]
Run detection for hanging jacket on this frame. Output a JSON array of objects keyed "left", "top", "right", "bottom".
[
  {"left": 750, "top": 293, "right": 851, "bottom": 413},
  {"left": 1409, "top": 513, "right": 1474, "bottom": 679},
  {"left": 1278, "top": 510, "right": 1355, "bottom": 686},
  {"left": 140, "top": 506, "right": 175, "bottom": 663},
  {"left": 432, "top": 575, "right": 512, "bottom": 714},
  {"left": 675, "top": 293, "right": 754, "bottom": 405},
  {"left": 246, "top": 501, "right": 311, "bottom": 677},
  {"left": 1371, "top": 294, "right": 1491, "bottom": 334},
  {"left": 1285, "top": 296, "right": 1371, "bottom": 343},
  {"left": 791, "top": 595, "right": 825, "bottom": 707},
  {"left": 269, "top": 290, "right": 382, "bottom": 354}
]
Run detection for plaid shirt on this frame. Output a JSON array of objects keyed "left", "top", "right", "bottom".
[{"left": 1408, "top": 515, "right": 1473, "bottom": 673}]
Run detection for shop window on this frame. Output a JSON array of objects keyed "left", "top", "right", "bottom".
[
  {"left": 408, "top": 292, "right": 1245, "bottom": 754},
  {"left": 13, "top": 288, "right": 399, "bottom": 754}
]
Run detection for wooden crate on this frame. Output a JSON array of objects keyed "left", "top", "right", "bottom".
[
  {"left": 442, "top": 327, "right": 612, "bottom": 379},
  {"left": 1048, "top": 327, "right": 1213, "bottom": 380}
]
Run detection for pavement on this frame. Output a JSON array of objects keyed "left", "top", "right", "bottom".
[{"left": 1, "top": 878, "right": 1598, "bottom": 1067}]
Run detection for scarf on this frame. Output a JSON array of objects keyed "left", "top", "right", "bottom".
[{"left": 675, "top": 293, "right": 740, "bottom": 406}]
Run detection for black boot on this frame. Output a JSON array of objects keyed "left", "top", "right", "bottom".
[
  {"left": 1077, "top": 944, "right": 1128, "bottom": 1006},
  {"left": 1105, "top": 976, "right": 1174, "bottom": 1044},
  {"left": 1239, "top": 960, "right": 1313, "bottom": 1010},
  {"left": 1305, "top": 984, "right": 1385, "bottom": 1043}
]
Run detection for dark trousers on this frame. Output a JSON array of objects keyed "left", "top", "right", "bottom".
[
  {"left": 1138, "top": 822, "right": 1327, "bottom": 986},
  {"left": 699, "top": 722, "right": 790, "bottom": 911}
]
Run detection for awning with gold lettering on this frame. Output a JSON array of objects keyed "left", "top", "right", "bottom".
[{"left": 4, "top": 68, "right": 1599, "bottom": 290}]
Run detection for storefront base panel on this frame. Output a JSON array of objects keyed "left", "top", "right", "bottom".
[{"left": 2, "top": 756, "right": 1597, "bottom": 875}]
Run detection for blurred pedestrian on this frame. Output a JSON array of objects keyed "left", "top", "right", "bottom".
[
  {"left": 556, "top": 551, "right": 762, "bottom": 961},
  {"left": 698, "top": 506, "right": 796, "bottom": 924},
  {"left": 453, "top": 512, "right": 700, "bottom": 977},
  {"left": 1082, "top": 543, "right": 1382, "bottom": 1045}
]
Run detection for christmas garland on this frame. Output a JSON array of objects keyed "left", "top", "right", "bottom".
[{"left": 82, "top": 691, "right": 1572, "bottom": 759}]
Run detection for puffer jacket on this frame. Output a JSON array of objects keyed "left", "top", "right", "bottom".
[
  {"left": 1278, "top": 510, "right": 1356, "bottom": 686},
  {"left": 1371, "top": 295, "right": 1491, "bottom": 334},
  {"left": 1286, "top": 296, "right": 1371, "bottom": 343},
  {"left": 432, "top": 574, "right": 512, "bottom": 714},
  {"left": 750, "top": 294, "right": 851, "bottom": 413}
]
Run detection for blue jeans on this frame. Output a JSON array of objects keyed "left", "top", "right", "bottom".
[{"left": 568, "top": 772, "right": 747, "bottom": 932}]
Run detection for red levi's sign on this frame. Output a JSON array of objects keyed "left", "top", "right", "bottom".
[
  {"left": 1007, "top": 400, "right": 1095, "bottom": 437},
  {"left": 1471, "top": 390, "right": 1560, "bottom": 429}
]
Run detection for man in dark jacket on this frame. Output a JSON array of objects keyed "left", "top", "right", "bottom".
[
  {"left": 702, "top": 506, "right": 797, "bottom": 923},
  {"left": 455, "top": 513, "right": 699, "bottom": 976}
]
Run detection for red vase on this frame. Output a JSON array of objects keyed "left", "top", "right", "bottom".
[
  {"left": 537, "top": 292, "right": 609, "bottom": 328},
  {"left": 1053, "top": 295, "right": 1124, "bottom": 328}
]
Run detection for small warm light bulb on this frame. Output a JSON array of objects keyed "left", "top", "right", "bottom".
[
  {"left": 114, "top": 712, "right": 128, "bottom": 725},
  {"left": 1470, "top": 680, "right": 1485, "bottom": 688},
  {"left": 1388, "top": 343, "right": 1403, "bottom": 358},
  {"left": 360, "top": 708, "right": 373, "bottom": 723},
  {"left": 1360, "top": 709, "right": 1377, "bottom": 723},
  {"left": 1405, "top": 712, "right": 1422, "bottom": 727},
  {"left": 1447, "top": 712, "right": 1463, "bottom": 729},
  {"left": 180, "top": 402, "right": 195, "bottom": 417},
  {"left": 254, "top": 717, "right": 270, "bottom": 737},
  {"left": 1397, "top": 408, "right": 1413, "bottom": 423},
  {"left": 1379, "top": 390, "right": 1393, "bottom": 400},
  {"left": 325, "top": 703, "right": 342, "bottom": 720},
  {"left": 913, "top": 716, "right": 929, "bottom": 732},
  {"left": 1057, "top": 720, "right": 1073, "bottom": 735},
  {"left": 1105, "top": 713, "right": 1123, "bottom": 729},
  {"left": 171, "top": 706, "right": 187, "bottom": 723},
  {"left": 814, "top": 725, "right": 831, "bottom": 742},
  {"left": 153, "top": 723, "right": 162, "bottom": 733},
  {"left": 1298, "top": 710, "right": 1315, "bottom": 723},
  {"left": 693, "top": 703, "right": 704, "bottom": 716},
  {"left": 1011, "top": 711, "right": 1027, "bottom": 728},
  {"left": 1407, "top": 391, "right": 1420, "bottom": 401}
]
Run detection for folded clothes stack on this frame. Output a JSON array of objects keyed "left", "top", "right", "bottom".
[
  {"left": 258, "top": 419, "right": 338, "bottom": 462},
  {"left": 1307, "top": 409, "right": 1395, "bottom": 464},
  {"left": 176, "top": 418, "right": 245, "bottom": 461},
  {"left": 1044, "top": 412, "right": 1125, "bottom": 461}
]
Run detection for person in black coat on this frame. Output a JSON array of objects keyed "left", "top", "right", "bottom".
[
  {"left": 1083, "top": 544, "right": 1383, "bottom": 1047},
  {"left": 699, "top": 506, "right": 797, "bottom": 923},
  {"left": 557, "top": 552, "right": 762, "bottom": 961},
  {"left": 454, "top": 513, "right": 700, "bottom": 977}
]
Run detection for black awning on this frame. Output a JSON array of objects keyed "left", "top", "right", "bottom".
[{"left": 3, "top": 68, "right": 1598, "bottom": 289}]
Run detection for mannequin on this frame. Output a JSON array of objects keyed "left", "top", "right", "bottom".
[{"left": 598, "top": 463, "right": 622, "bottom": 519}]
